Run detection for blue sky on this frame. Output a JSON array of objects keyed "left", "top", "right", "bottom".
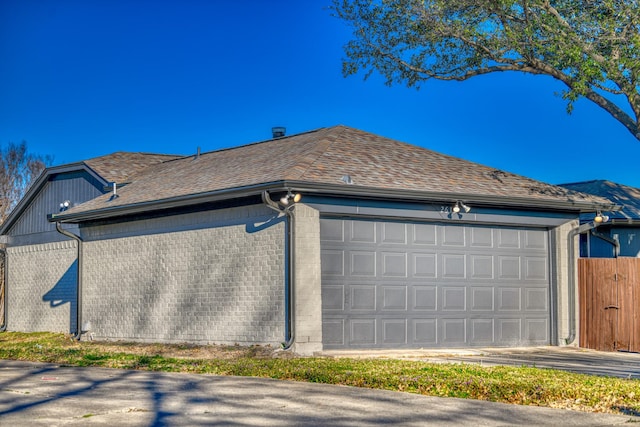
[{"left": 1, "top": 0, "right": 639, "bottom": 188}]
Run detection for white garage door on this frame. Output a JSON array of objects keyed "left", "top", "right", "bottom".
[{"left": 320, "top": 218, "right": 551, "bottom": 349}]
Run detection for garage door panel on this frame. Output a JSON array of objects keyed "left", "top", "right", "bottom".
[
  {"left": 382, "top": 222, "right": 407, "bottom": 244},
  {"left": 471, "top": 227, "right": 493, "bottom": 247},
  {"left": 322, "top": 319, "right": 345, "bottom": 345},
  {"left": 413, "top": 286, "right": 438, "bottom": 310},
  {"left": 350, "top": 251, "right": 376, "bottom": 276},
  {"left": 322, "top": 219, "right": 551, "bottom": 349},
  {"left": 471, "top": 255, "right": 494, "bottom": 279},
  {"left": 350, "top": 318, "right": 376, "bottom": 345},
  {"left": 442, "top": 318, "right": 466, "bottom": 344},
  {"left": 525, "top": 230, "right": 547, "bottom": 250},
  {"left": 321, "top": 250, "right": 344, "bottom": 276},
  {"left": 414, "top": 319, "right": 438, "bottom": 344},
  {"left": 497, "top": 318, "right": 522, "bottom": 342},
  {"left": 471, "top": 319, "right": 495, "bottom": 344},
  {"left": 413, "top": 224, "right": 437, "bottom": 245},
  {"left": 525, "top": 257, "right": 548, "bottom": 281},
  {"left": 471, "top": 287, "right": 494, "bottom": 311},
  {"left": 322, "top": 284, "right": 345, "bottom": 311},
  {"left": 526, "top": 318, "right": 549, "bottom": 342},
  {"left": 498, "top": 287, "right": 522, "bottom": 311},
  {"left": 442, "top": 286, "right": 466, "bottom": 311},
  {"left": 525, "top": 288, "right": 549, "bottom": 311},
  {"left": 351, "top": 285, "right": 376, "bottom": 310},
  {"left": 381, "top": 285, "right": 408, "bottom": 311},
  {"left": 442, "top": 226, "right": 466, "bottom": 246},
  {"left": 350, "top": 221, "right": 376, "bottom": 243},
  {"left": 442, "top": 254, "right": 466, "bottom": 278},
  {"left": 413, "top": 253, "right": 437, "bottom": 277},
  {"left": 382, "top": 319, "right": 407, "bottom": 344},
  {"left": 382, "top": 252, "right": 407, "bottom": 277},
  {"left": 498, "top": 256, "right": 521, "bottom": 280},
  {"left": 320, "top": 219, "right": 345, "bottom": 242},
  {"left": 498, "top": 229, "right": 521, "bottom": 248}
]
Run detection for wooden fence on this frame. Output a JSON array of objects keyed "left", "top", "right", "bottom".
[{"left": 578, "top": 257, "right": 640, "bottom": 352}]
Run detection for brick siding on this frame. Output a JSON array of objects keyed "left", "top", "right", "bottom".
[
  {"left": 80, "top": 205, "right": 286, "bottom": 345},
  {"left": 7, "top": 241, "right": 78, "bottom": 333}
]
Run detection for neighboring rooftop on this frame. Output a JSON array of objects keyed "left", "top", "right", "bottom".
[
  {"left": 53, "top": 125, "right": 614, "bottom": 221},
  {"left": 559, "top": 180, "right": 640, "bottom": 220}
]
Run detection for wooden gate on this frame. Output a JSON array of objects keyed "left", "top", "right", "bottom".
[{"left": 578, "top": 258, "right": 640, "bottom": 352}]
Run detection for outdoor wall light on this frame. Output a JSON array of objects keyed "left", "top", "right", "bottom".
[
  {"left": 594, "top": 211, "right": 609, "bottom": 223},
  {"left": 280, "top": 190, "right": 302, "bottom": 206},
  {"left": 59, "top": 200, "right": 71, "bottom": 211},
  {"left": 453, "top": 201, "right": 471, "bottom": 214}
]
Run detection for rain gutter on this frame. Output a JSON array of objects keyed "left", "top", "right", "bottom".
[
  {"left": 48, "top": 181, "right": 618, "bottom": 224},
  {"left": 55, "top": 222, "right": 84, "bottom": 340}
]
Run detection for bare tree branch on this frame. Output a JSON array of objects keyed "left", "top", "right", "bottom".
[{"left": 0, "top": 142, "right": 52, "bottom": 224}]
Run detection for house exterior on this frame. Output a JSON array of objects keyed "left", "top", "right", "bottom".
[
  {"left": 0, "top": 152, "right": 181, "bottom": 334},
  {"left": 0, "top": 126, "right": 615, "bottom": 354},
  {"left": 559, "top": 180, "right": 640, "bottom": 258}
]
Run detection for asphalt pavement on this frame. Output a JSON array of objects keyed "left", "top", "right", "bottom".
[{"left": 0, "top": 358, "right": 637, "bottom": 426}]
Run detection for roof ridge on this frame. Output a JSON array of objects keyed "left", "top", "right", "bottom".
[
  {"left": 193, "top": 127, "right": 330, "bottom": 159},
  {"left": 285, "top": 126, "right": 346, "bottom": 181},
  {"left": 84, "top": 151, "right": 183, "bottom": 161}
]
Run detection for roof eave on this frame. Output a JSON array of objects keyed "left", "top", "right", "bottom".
[
  {"left": 48, "top": 182, "right": 283, "bottom": 223},
  {"left": 48, "top": 180, "right": 619, "bottom": 224},
  {"left": 298, "top": 183, "right": 620, "bottom": 213}
]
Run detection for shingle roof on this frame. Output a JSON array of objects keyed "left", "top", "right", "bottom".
[
  {"left": 559, "top": 180, "right": 640, "bottom": 220},
  {"left": 53, "top": 126, "right": 613, "bottom": 220},
  {"left": 84, "top": 152, "right": 183, "bottom": 184}
]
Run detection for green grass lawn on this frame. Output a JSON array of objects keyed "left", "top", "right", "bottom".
[{"left": 1, "top": 332, "right": 638, "bottom": 416}]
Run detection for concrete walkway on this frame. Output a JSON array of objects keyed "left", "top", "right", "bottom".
[{"left": 0, "top": 360, "right": 637, "bottom": 426}]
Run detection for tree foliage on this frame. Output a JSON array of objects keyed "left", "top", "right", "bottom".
[
  {"left": 332, "top": 0, "right": 640, "bottom": 140},
  {"left": 0, "top": 141, "right": 51, "bottom": 224}
]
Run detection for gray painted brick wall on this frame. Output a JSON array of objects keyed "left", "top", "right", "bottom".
[
  {"left": 292, "top": 204, "right": 323, "bottom": 354},
  {"left": 7, "top": 241, "right": 78, "bottom": 333},
  {"left": 80, "top": 205, "right": 286, "bottom": 345}
]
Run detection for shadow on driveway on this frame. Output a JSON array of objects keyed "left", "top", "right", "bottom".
[
  {"left": 424, "top": 347, "right": 640, "bottom": 379},
  {"left": 0, "top": 359, "right": 637, "bottom": 426}
]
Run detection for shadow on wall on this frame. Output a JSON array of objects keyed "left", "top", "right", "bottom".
[
  {"left": 245, "top": 213, "right": 284, "bottom": 234},
  {"left": 42, "top": 260, "right": 77, "bottom": 334}
]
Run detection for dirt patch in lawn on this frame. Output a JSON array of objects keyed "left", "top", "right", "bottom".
[{"left": 82, "top": 340, "right": 297, "bottom": 360}]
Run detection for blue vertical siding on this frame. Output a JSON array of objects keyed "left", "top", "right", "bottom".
[{"left": 7, "top": 171, "right": 105, "bottom": 242}]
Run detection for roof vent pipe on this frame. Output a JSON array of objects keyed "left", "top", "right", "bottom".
[
  {"left": 272, "top": 127, "right": 286, "bottom": 138},
  {"left": 110, "top": 182, "right": 118, "bottom": 200}
]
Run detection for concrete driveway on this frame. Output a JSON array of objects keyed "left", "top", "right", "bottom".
[
  {"left": 0, "top": 359, "right": 637, "bottom": 426},
  {"left": 322, "top": 346, "right": 640, "bottom": 379},
  {"left": 430, "top": 346, "right": 640, "bottom": 379}
]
